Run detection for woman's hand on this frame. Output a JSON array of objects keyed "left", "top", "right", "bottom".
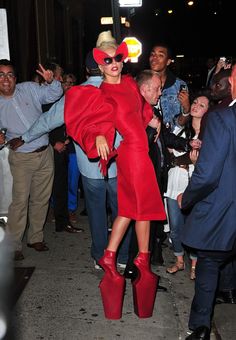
[
  {"left": 96, "top": 135, "right": 110, "bottom": 161},
  {"left": 189, "top": 138, "right": 202, "bottom": 150},
  {"left": 177, "top": 193, "right": 183, "bottom": 209},
  {"left": 190, "top": 149, "right": 199, "bottom": 165},
  {"left": 54, "top": 141, "right": 66, "bottom": 153}
]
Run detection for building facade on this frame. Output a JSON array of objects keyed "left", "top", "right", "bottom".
[{"left": 0, "top": 0, "right": 85, "bottom": 82}]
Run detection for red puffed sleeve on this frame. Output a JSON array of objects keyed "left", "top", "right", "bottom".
[
  {"left": 123, "top": 75, "right": 153, "bottom": 127},
  {"left": 142, "top": 100, "right": 154, "bottom": 127},
  {"left": 64, "top": 85, "right": 115, "bottom": 159}
]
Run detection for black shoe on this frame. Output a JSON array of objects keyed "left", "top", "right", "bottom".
[
  {"left": 186, "top": 326, "right": 210, "bottom": 340},
  {"left": 123, "top": 266, "right": 138, "bottom": 281},
  {"left": 56, "top": 224, "right": 84, "bottom": 233},
  {"left": 55, "top": 227, "right": 64, "bottom": 232},
  {"left": 27, "top": 242, "right": 49, "bottom": 251},
  {"left": 151, "top": 257, "right": 164, "bottom": 266},
  {"left": 151, "top": 239, "right": 164, "bottom": 266},
  {"left": 216, "top": 289, "right": 236, "bottom": 304},
  {"left": 64, "top": 224, "right": 84, "bottom": 233},
  {"left": 80, "top": 209, "right": 87, "bottom": 216}
]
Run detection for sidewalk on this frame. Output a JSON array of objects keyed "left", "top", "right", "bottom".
[{"left": 10, "top": 204, "right": 235, "bottom": 340}]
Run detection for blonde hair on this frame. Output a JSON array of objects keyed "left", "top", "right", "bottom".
[{"left": 96, "top": 30, "right": 117, "bottom": 50}]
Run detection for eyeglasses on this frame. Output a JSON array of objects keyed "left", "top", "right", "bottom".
[
  {"left": 0, "top": 72, "right": 15, "bottom": 79},
  {"left": 103, "top": 54, "right": 123, "bottom": 65}
]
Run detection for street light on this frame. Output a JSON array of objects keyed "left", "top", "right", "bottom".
[
  {"left": 111, "top": 0, "right": 142, "bottom": 43},
  {"left": 111, "top": 0, "right": 121, "bottom": 43},
  {"left": 119, "top": 0, "right": 142, "bottom": 7}
]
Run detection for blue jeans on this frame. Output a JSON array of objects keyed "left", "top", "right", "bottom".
[
  {"left": 167, "top": 197, "right": 197, "bottom": 260},
  {"left": 167, "top": 197, "right": 185, "bottom": 255},
  {"left": 68, "top": 153, "right": 80, "bottom": 212},
  {"left": 81, "top": 175, "right": 131, "bottom": 263}
]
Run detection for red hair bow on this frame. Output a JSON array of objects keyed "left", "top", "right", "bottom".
[{"left": 93, "top": 42, "right": 128, "bottom": 66}]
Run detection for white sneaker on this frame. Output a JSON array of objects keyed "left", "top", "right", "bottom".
[
  {"left": 94, "top": 260, "right": 102, "bottom": 270},
  {"left": 117, "top": 262, "right": 126, "bottom": 269}
]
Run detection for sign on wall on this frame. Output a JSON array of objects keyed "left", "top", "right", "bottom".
[
  {"left": 0, "top": 9, "right": 10, "bottom": 60},
  {"left": 123, "top": 36, "right": 142, "bottom": 63}
]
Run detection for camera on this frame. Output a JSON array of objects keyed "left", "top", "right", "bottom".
[
  {"left": 225, "top": 57, "right": 233, "bottom": 65},
  {"left": 220, "top": 57, "right": 226, "bottom": 62},
  {"left": 179, "top": 84, "right": 187, "bottom": 92},
  {"left": 220, "top": 56, "right": 232, "bottom": 65}
]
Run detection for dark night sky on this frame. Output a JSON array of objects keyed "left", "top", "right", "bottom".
[{"left": 84, "top": 0, "right": 233, "bottom": 60}]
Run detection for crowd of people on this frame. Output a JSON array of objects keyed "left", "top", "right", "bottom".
[{"left": 1, "top": 30, "right": 236, "bottom": 340}]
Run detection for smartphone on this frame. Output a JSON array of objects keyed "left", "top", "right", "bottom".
[{"left": 180, "top": 84, "right": 187, "bottom": 92}]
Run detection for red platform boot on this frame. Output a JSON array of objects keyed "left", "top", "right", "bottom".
[
  {"left": 98, "top": 250, "right": 126, "bottom": 319},
  {"left": 132, "top": 252, "right": 159, "bottom": 318}
]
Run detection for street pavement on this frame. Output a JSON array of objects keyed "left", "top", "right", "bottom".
[{"left": 8, "top": 203, "right": 236, "bottom": 340}]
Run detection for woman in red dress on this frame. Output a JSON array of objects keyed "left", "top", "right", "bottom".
[{"left": 64, "top": 37, "right": 166, "bottom": 320}]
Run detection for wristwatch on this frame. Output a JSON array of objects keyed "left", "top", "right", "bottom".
[{"left": 19, "top": 136, "right": 25, "bottom": 144}]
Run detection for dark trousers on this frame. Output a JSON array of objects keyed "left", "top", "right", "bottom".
[
  {"left": 189, "top": 243, "right": 236, "bottom": 330},
  {"left": 124, "top": 221, "right": 138, "bottom": 271},
  {"left": 125, "top": 220, "right": 165, "bottom": 270},
  {"left": 149, "top": 221, "right": 165, "bottom": 263},
  {"left": 52, "top": 150, "right": 69, "bottom": 230}
]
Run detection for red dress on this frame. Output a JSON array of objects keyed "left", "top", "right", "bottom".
[{"left": 64, "top": 75, "right": 166, "bottom": 221}]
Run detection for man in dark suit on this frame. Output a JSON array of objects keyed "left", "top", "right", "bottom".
[{"left": 178, "top": 64, "right": 236, "bottom": 340}]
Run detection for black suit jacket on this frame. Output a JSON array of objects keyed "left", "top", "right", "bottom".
[{"left": 146, "top": 112, "right": 190, "bottom": 194}]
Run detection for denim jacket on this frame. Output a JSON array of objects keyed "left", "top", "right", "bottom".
[{"left": 157, "top": 70, "right": 188, "bottom": 131}]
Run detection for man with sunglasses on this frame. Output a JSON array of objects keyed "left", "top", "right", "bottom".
[{"left": 0, "top": 59, "right": 63, "bottom": 260}]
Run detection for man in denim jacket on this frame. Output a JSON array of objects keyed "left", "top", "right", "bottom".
[{"left": 149, "top": 43, "right": 190, "bottom": 131}]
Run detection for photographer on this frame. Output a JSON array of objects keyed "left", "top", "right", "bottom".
[{"left": 213, "top": 56, "right": 232, "bottom": 78}]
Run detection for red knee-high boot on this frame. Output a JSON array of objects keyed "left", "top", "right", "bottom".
[
  {"left": 98, "top": 250, "right": 126, "bottom": 319},
  {"left": 132, "top": 252, "right": 159, "bottom": 318}
]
